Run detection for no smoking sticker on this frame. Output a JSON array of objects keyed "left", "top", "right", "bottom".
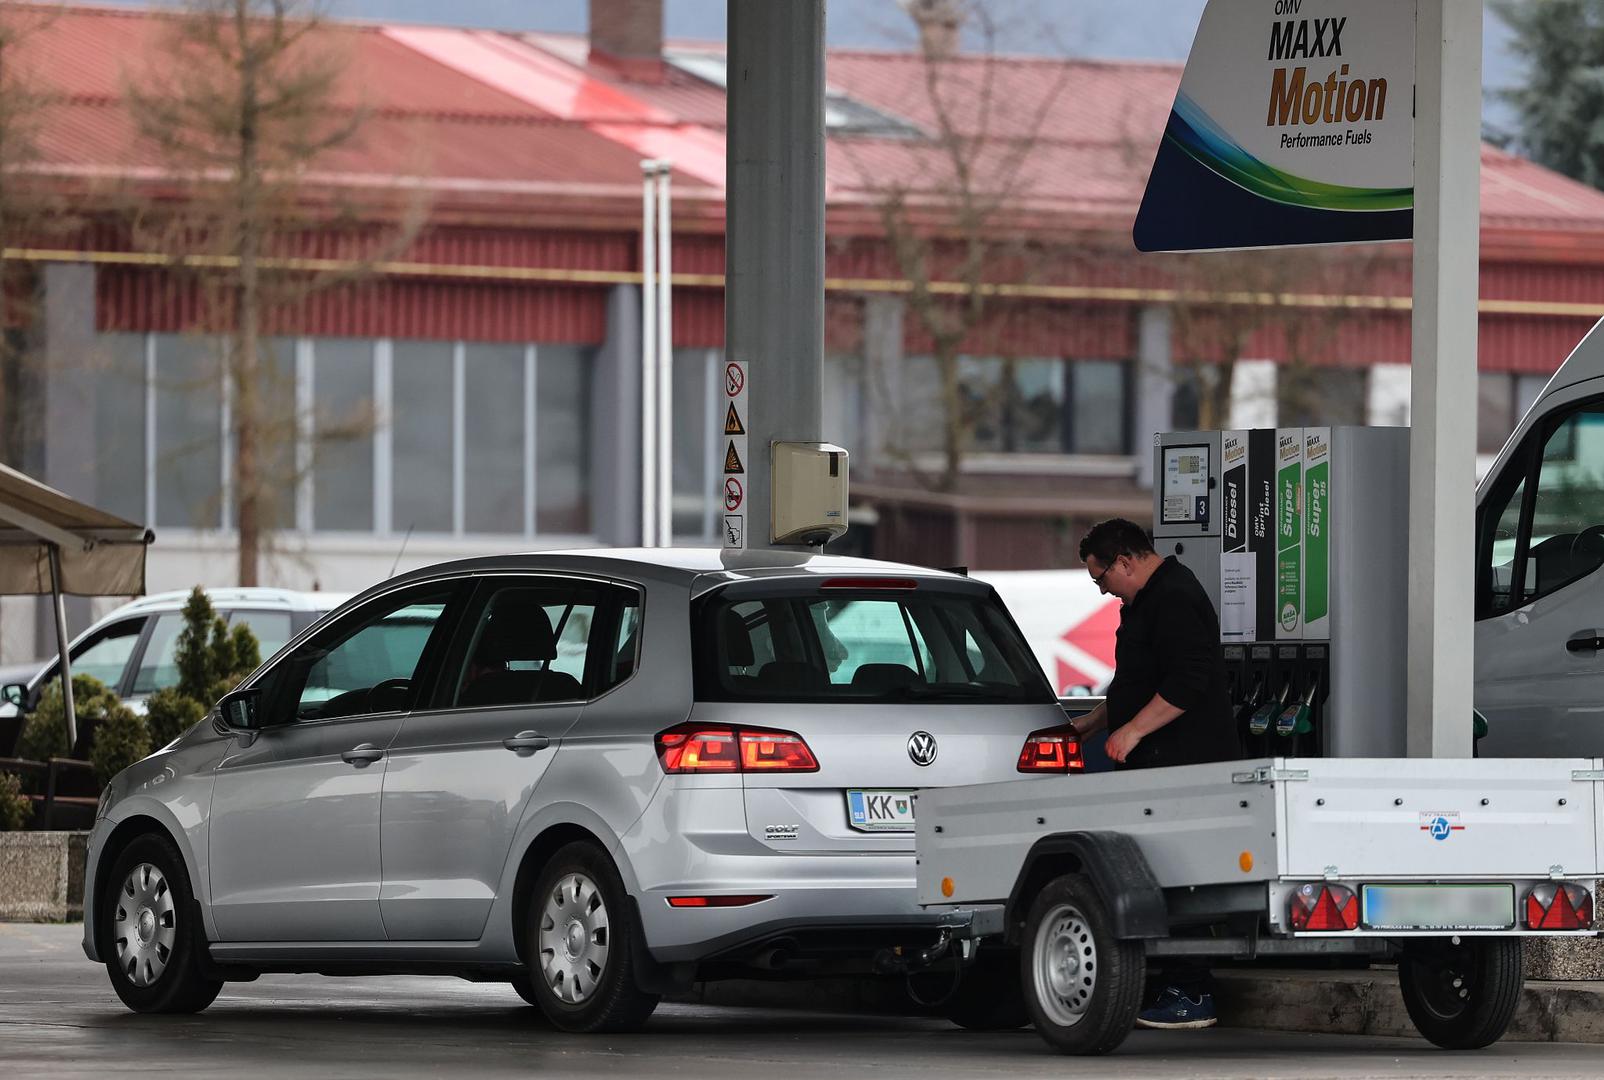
[{"left": 725, "top": 363, "right": 745, "bottom": 397}]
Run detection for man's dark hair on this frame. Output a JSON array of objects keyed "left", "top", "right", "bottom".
[{"left": 1079, "top": 518, "right": 1155, "bottom": 566}]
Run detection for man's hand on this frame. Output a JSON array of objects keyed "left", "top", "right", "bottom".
[{"left": 1105, "top": 725, "right": 1142, "bottom": 764}]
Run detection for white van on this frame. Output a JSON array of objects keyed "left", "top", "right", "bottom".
[{"left": 1475, "top": 320, "right": 1604, "bottom": 757}]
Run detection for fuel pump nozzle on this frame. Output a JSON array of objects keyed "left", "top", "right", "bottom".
[
  {"left": 1248, "top": 679, "right": 1289, "bottom": 737},
  {"left": 1275, "top": 674, "right": 1319, "bottom": 738}
]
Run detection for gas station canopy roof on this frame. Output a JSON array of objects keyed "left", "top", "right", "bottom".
[{"left": 0, "top": 463, "right": 152, "bottom": 598}]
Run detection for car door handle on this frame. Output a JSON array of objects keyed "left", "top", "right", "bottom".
[
  {"left": 502, "top": 731, "right": 550, "bottom": 756},
  {"left": 1567, "top": 631, "right": 1604, "bottom": 655},
  {"left": 341, "top": 743, "right": 386, "bottom": 767}
]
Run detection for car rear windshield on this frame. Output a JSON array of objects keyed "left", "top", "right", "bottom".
[{"left": 694, "top": 585, "right": 1054, "bottom": 704}]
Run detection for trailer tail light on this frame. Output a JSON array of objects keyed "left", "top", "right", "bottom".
[
  {"left": 1016, "top": 725, "right": 1085, "bottom": 773},
  {"left": 1524, "top": 883, "right": 1594, "bottom": 931},
  {"left": 656, "top": 724, "right": 819, "bottom": 774},
  {"left": 1289, "top": 883, "right": 1359, "bottom": 931}
]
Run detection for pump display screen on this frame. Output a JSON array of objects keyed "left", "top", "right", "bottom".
[{"left": 1162, "top": 445, "right": 1211, "bottom": 525}]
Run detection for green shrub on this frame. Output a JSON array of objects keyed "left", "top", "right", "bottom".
[
  {"left": 0, "top": 772, "right": 28, "bottom": 831},
  {"left": 17, "top": 674, "right": 118, "bottom": 762},
  {"left": 144, "top": 686, "right": 207, "bottom": 749},
  {"left": 89, "top": 704, "right": 151, "bottom": 786},
  {"left": 174, "top": 587, "right": 261, "bottom": 705}
]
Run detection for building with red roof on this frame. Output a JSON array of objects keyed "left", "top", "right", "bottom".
[{"left": 3, "top": 0, "right": 1604, "bottom": 653}]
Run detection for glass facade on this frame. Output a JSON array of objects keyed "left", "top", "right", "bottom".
[{"left": 100, "top": 333, "right": 596, "bottom": 540}]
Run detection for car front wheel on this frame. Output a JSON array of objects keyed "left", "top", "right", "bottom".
[{"left": 102, "top": 833, "right": 222, "bottom": 1014}]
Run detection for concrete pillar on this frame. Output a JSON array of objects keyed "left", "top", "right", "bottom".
[
  {"left": 1134, "top": 305, "right": 1174, "bottom": 489},
  {"left": 1408, "top": 0, "right": 1480, "bottom": 758},
  {"left": 592, "top": 283, "right": 645, "bottom": 547},
  {"left": 726, "top": 0, "right": 826, "bottom": 550}
]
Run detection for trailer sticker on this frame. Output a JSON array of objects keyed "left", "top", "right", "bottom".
[{"left": 1419, "top": 811, "right": 1465, "bottom": 840}]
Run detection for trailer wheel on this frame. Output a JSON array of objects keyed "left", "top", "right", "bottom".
[
  {"left": 1398, "top": 937, "right": 1524, "bottom": 1050},
  {"left": 1020, "top": 874, "right": 1145, "bottom": 1055}
]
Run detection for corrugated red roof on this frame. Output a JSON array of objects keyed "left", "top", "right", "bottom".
[{"left": 10, "top": 3, "right": 1604, "bottom": 242}]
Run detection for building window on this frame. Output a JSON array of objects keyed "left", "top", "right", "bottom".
[
  {"left": 312, "top": 338, "right": 376, "bottom": 532},
  {"left": 1067, "top": 360, "right": 1129, "bottom": 454},
  {"left": 93, "top": 334, "right": 148, "bottom": 523},
  {"left": 153, "top": 334, "right": 222, "bottom": 529},
  {"left": 463, "top": 344, "right": 527, "bottom": 535},
  {"left": 107, "top": 333, "right": 595, "bottom": 541},
  {"left": 536, "top": 345, "right": 594, "bottom": 535},
  {"left": 391, "top": 340, "right": 455, "bottom": 535}
]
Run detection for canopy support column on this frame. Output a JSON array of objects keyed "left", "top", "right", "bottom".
[{"left": 47, "top": 543, "right": 76, "bottom": 752}]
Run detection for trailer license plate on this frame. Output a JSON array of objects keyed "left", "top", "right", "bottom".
[
  {"left": 1360, "top": 884, "right": 1515, "bottom": 931},
  {"left": 847, "top": 790, "right": 916, "bottom": 832}
]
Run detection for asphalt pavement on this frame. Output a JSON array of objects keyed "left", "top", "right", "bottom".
[{"left": 3, "top": 922, "right": 1600, "bottom": 1080}]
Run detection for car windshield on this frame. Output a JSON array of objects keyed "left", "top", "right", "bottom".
[{"left": 695, "top": 585, "right": 1053, "bottom": 704}]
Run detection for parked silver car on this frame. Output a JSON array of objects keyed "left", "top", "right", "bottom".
[{"left": 83, "top": 550, "right": 1077, "bottom": 1031}]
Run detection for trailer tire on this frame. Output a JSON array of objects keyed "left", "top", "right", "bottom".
[
  {"left": 1020, "top": 874, "right": 1144, "bottom": 1055},
  {"left": 1398, "top": 937, "right": 1524, "bottom": 1051}
]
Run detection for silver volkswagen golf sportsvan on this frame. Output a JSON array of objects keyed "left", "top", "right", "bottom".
[{"left": 83, "top": 549, "right": 1078, "bottom": 1031}]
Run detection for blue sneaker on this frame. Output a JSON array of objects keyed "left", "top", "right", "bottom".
[{"left": 1136, "top": 987, "right": 1218, "bottom": 1030}]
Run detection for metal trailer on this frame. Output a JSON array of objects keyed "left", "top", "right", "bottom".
[{"left": 913, "top": 757, "right": 1603, "bottom": 1055}]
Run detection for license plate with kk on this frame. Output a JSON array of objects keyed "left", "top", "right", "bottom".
[{"left": 847, "top": 789, "right": 916, "bottom": 832}]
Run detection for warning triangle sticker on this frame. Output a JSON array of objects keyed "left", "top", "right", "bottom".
[
  {"left": 724, "top": 441, "right": 745, "bottom": 474},
  {"left": 724, "top": 402, "right": 745, "bottom": 436}
]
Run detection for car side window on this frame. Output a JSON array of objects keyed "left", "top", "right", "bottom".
[
  {"left": 259, "top": 586, "right": 455, "bottom": 725},
  {"left": 1527, "top": 404, "right": 1604, "bottom": 601},
  {"left": 59, "top": 618, "right": 147, "bottom": 690},
  {"left": 1479, "top": 399, "right": 1604, "bottom": 616},
  {"left": 599, "top": 595, "right": 641, "bottom": 693},
  {"left": 445, "top": 582, "right": 597, "bottom": 708},
  {"left": 436, "top": 579, "right": 643, "bottom": 708},
  {"left": 228, "top": 610, "right": 294, "bottom": 661}
]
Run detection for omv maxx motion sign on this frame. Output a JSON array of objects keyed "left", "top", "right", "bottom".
[{"left": 1135, "top": 0, "right": 1416, "bottom": 253}]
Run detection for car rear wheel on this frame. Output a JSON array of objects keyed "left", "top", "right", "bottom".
[
  {"left": 1398, "top": 937, "right": 1524, "bottom": 1050},
  {"left": 1020, "top": 874, "right": 1144, "bottom": 1055},
  {"left": 523, "top": 841, "right": 659, "bottom": 1033},
  {"left": 103, "top": 833, "right": 222, "bottom": 1014}
]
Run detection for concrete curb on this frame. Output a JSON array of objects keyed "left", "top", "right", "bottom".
[
  {"left": 1213, "top": 968, "right": 1604, "bottom": 1044},
  {"left": 675, "top": 966, "right": 1604, "bottom": 1044},
  {"left": 0, "top": 831, "right": 89, "bottom": 922}
]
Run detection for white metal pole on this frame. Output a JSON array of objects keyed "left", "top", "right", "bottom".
[
  {"left": 640, "top": 161, "right": 658, "bottom": 547},
  {"left": 1407, "top": 0, "right": 1480, "bottom": 758},
  {"left": 657, "top": 162, "right": 674, "bottom": 548},
  {"left": 48, "top": 544, "right": 77, "bottom": 753}
]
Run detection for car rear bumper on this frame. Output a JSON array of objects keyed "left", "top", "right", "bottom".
[{"left": 622, "top": 780, "right": 960, "bottom": 963}]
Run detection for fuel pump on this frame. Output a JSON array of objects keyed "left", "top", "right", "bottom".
[{"left": 1154, "top": 426, "right": 1409, "bottom": 759}]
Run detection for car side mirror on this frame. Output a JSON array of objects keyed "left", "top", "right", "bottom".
[
  {"left": 219, "top": 687, "right": 264, "bottom": 733},
  {"left": 1, "top": 683, "right": 25, "bottom": 708}
]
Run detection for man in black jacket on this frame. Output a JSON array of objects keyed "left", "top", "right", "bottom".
[{"left": 1066, "top": 518, "right": 1239, "bottom": 1028}]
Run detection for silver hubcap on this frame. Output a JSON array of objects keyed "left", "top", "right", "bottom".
[
  {"left": 538, "top": 873, "right": 610, "bottom": 1004},
  {"left": 113, "top": 863, "right": 177, "bottom": 988},
  {"left": 1032, "top": 901, "right": 1098, "bottom": 1027}
]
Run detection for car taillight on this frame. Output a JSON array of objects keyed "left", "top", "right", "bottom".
[
  {"left": 1525, "top": 883, "right": 1594, "bottom": 931},
  {"left": 656, "top": 723, "right": 819, "bottom": 774},
  {"left": 1016, "top": 725, "right": 1085, "bottom": 773},
  {"left": 1289, "top": 883, "right": 1359, "bottom": 931}
]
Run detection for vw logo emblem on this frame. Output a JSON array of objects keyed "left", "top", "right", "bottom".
[{"left": 907, "top": 731, "right": 938, "bottom": 767}]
